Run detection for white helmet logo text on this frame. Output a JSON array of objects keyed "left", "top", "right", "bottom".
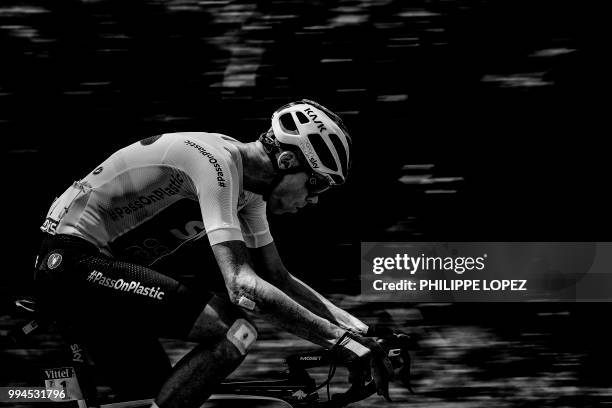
[{"left": 298, "top": 140, "right": 319, "bottom": 168}]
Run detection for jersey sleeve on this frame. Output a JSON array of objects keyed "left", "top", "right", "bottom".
[
  {"left": 239, "top": 194, "right": 273, "bottom": 248},
  {"left": 165, "top": 135, "right": 244, "bottom": 246}
]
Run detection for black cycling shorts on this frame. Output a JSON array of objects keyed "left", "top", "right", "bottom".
[
  {"left": 33, "top": 234, "right": 217, "bottom": 398},
  {"left": 34, "top": 233, "right": 213, "bottom": 340}
]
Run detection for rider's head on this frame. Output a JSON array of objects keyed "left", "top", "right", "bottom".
[{"left": 260, "top": 99, "right": 352, "bottom": 214}]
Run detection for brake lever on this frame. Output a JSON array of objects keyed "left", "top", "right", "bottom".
[{"left": 380, "top": 333, "right": 416, "bottom": 394}]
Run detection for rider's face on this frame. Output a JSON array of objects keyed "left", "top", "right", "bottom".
[{"left": 268, "top": 172, "right": 319, "bottom": 214}]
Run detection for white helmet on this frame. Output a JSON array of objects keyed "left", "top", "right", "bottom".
[{"left": 271, "top": 99, "right": 352, "bottom": 186}]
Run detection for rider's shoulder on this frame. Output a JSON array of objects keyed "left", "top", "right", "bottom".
[
  {"left": 163, "top": 131, "right": 235, "bottom": 142},
  {"left": 162, "top": 132, "right": 238, "bottom": 155},
  {"left": 162, "top": 132, "right": 242, "bottom": 175}
]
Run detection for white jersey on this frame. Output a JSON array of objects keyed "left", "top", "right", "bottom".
[{"left": 40, "top": 132, "right": 273, "bottom": 265}]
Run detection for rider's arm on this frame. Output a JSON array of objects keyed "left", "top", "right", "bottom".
[
  {"left": 251, "top": 242, "right": 369, "bottom": 335},
  {"left": 212, "top": 240, "right": 345, "bottom": 348}
]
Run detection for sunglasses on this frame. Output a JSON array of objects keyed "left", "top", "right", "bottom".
[{"left": 306, "top": 170, "right": 332, "bottom": 195}]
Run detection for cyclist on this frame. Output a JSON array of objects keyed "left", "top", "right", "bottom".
[{"left": 34, "top": 100, "right": 394, "bottom": 408}]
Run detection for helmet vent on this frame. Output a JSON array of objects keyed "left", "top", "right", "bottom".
[
  {"left": 296, "top": 111, "right": 310, "bottom": 124},
  {"left": 307, "top": 133, "right": 337, "bottom": 172},
  {"left": 328, "top": 133, "right": 348, "bottom": 176},
  {"left": 280, "top": 113, "right": 298, "bottom": 134}
]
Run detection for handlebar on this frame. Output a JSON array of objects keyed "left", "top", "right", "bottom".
[{"left": 284, "top": 332, "right": 415, "bottom": 407}]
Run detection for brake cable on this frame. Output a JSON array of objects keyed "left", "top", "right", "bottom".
[
  {"left": 305, "top": 332, "right": 415, "bottom": 403},
  {"left": 304, "top": 332, "right": 347, "bottom": 401}
]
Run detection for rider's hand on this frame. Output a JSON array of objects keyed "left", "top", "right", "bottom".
[{"left": 333, "top": 332, "right": 395, "bottom": 401}]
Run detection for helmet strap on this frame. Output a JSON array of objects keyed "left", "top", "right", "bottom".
[
  {"left": 258, "top": 131, "right": 281, "bottom": 172},
  {"left": 258, "top": 131, "right": 308, "bottom": 201},
  {"left": 259, "top": 131, "right": 282, "bottom": 201}
]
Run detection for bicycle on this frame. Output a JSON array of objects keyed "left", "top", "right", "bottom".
[{"left": 9, "top": 297, "right": 414, "bottom": 408}]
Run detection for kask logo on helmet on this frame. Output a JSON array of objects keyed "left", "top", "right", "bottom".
[{"left": 303, "top": 107, "right": 328, "bottom": 134}]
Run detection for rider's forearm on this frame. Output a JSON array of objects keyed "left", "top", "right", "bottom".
[
  {"left": 279, "top": 274, "right": 368, "bottom": 335},
  {"left": 229, "top": 271, "right": 345, "bottom": 348}
]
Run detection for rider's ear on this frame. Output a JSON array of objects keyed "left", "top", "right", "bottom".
[{"left": 277, "top": 151, "right": 300, "bottom": 170}]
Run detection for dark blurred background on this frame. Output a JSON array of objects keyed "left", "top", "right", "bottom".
[
  {"left": 1, "top": 1, "right": 610, "bottom": 405},
  {"left": 2, "top": 0, "right": 608, "bottom": 288}
]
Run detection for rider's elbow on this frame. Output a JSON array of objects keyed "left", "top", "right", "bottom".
[{"left": 226, "top": 274, "right": 258, "bottom": 310}]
